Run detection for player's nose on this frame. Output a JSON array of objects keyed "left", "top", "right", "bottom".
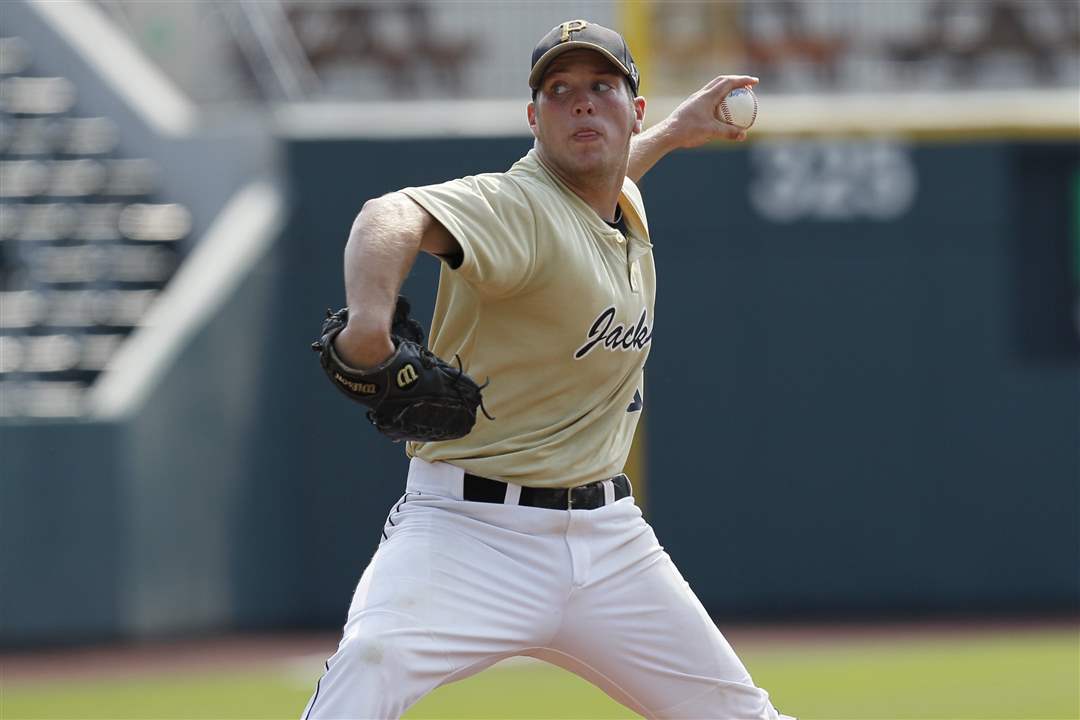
[{"left": 572, "top": 101, "right": 594, "bottom": 116}]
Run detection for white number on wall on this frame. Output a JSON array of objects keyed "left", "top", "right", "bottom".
[{"left": 750, "top": 139, "right": 917, "bottom": 222}]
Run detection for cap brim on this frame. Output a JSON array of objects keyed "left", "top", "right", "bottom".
[{"left": 528, "top": 41, "right": 632, "bottom": 90}]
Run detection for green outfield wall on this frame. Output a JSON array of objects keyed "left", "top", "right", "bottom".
[
  {"left": 1, "top": 137, "right": 1076, "bottom": 645},
  {"left": 281, "top": 137, "right": 1078, "bottom": 625}
]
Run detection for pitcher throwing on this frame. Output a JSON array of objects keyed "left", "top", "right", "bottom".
[{"left": 305, "top": 19, "right": 792, "bottom": 719}]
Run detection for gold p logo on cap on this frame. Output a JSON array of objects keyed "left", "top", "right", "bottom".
[{"left": 560, "top": 19, "right": 588, "bottom": 42}]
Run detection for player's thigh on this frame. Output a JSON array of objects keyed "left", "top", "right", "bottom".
[
  {"left": 344, "top": 496, "right": 567, "bottom": 659},
  {"left": 552, "top": 544, "right": 775, "bottom": 718},
  {"left": 305, "top": 499, "right": 567, "bottom": 717}
]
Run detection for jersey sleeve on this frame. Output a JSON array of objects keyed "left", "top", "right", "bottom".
[{"left": 401, "top": 174, "right": 537, "bottom": 297}]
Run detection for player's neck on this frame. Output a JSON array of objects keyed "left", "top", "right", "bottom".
[
  {"left": 539, "top": 152, "right": 626, "bottom": 223},
  {"left": 565, "top": 177, "right": 623, "bottom": 223}
]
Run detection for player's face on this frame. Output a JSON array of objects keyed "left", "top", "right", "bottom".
[{"left": 528, "top": 50, "right": 645, "bottom": 183}]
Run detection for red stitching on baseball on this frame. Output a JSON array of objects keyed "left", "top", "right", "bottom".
[{"left": 719, "top": 101, "right": 733, "bottom": 125}]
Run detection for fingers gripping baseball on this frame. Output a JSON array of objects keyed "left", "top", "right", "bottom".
[
  {"left": 668, "top": 75, "right": 759, "bottom": 148},
  {"left": 707, "top": 75, "right": 759, "bottom": 138}
]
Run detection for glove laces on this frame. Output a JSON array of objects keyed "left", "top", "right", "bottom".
[{"left": 452, "top": 354, "right": 495, "bottom": 421}]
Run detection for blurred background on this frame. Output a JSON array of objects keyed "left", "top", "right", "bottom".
[{"left": 1, "top": 1, "right": 1077, "bottom": 718}]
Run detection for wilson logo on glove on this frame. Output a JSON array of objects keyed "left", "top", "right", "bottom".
[
  {"left": 396, "top": 364, "right": 419, "bottom": 389},
  {"left": 334, "top": 372, "right": 377, "bottom": 395}
]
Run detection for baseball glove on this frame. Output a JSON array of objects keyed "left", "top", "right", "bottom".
[{"left": 311, "top": 296, "right": 491, "bottom": 442}]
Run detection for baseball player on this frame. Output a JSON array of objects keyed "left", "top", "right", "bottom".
[{"left": 306, "top": 20, "right": 792, "bottom": 720}]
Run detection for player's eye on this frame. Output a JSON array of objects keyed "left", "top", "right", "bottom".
[
  {"left": 594, "top": 81, "right": 612, "bottom": 92},
  {"left": 550, "top": 82, "right": 569, "bottom": 95}
]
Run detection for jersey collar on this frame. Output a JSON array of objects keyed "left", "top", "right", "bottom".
[{"left": 526, "top": 149, "right": 653, "bottom": 262}]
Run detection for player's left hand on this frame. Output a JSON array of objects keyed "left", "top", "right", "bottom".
[
  {"left": 311, "top": 296, "right": 493, "bottom": 443},
  {"left": 663, "top": 75, "right": 759, "bottom": 148}
]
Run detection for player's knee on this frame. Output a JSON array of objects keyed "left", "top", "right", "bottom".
[
  {"left": 333, "top": 612, "right": 430, "bottom": 678},
  {"left": 338, "top": 631, "right": 394, "bottom": 669},
  {"left": 307, "top": 617, "right": 424, "bottom": 718}
]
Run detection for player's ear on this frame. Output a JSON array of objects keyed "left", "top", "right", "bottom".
[
  {"left": 632, "top": 96, "right": 646, "bottom": 134},
  {"left": 527, "top": 101, "right": 540, "bottom": 139}
]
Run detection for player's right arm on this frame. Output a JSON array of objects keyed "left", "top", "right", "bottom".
[
  {"left": 627, "top": 75, "right": 758, "bottom": 183},
  {"left": 332, "top": 192, "right": 459, "bottom": 369}
]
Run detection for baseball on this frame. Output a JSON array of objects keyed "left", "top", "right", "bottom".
[{"left": 717, "top": 87, "right": 758, "bottom": 129}]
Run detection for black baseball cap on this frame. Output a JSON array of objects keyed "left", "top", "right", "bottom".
[{"left": 529, "top": 20, "right": 640, "bottom": 96}]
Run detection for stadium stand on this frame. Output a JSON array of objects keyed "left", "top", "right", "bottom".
[{"left": 0, "top": 32, "right": 190, "bottom": 417}]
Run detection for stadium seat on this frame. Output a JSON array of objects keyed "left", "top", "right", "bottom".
[
  {"left": 0, "top": 159, "right": 49, "bottom": 197},
  {"left": 56, "top": 116, "right": 117, "bottom": 155},
  {"left": 0, "top": 290, "right": 45, "bottom": 328},
  {"left": 6, "top": 117, "right": 53, "bottom": 155},
  {"left": 14, "top": 203, "right": 77, "bottom": 241},
  {"left": 47, "top": 158, "right": 108, "bottom": 196},
  {"left": 0, "top": 76, "right": 76, "bottom": 115},
  {"left": 0, "top": 380, "right": 86, "bottom": 416},
  {"left": 74, "top": 203, "right": 123, "bottom": 242},
  {"left": 119, "top": 203, "right": 190, "bottom": 242}
]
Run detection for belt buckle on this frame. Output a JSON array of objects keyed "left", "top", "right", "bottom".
[{"left": 568, "top": 480, "right": 600, "bottom": 510}]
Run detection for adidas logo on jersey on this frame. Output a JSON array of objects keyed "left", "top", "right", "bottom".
[{"left": 573, "top": 306, "right": 653, "bottom": 359}]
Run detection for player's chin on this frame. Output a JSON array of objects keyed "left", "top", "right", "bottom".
[
  {"left": 566, "top": 155, "right": 606, "bottom": 176},
  {"left": 567, "top": 143, "right": 609, "bottom": 166}
]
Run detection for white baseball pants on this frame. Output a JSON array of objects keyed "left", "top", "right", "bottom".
[{"left": 302, "top": 458, "right": 787, "bottom": 719}]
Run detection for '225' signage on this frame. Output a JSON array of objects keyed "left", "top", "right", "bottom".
[{"left": 749, "top": 139, "right": 917, "bottom": 222}]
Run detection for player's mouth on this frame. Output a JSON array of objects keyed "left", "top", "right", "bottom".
[{"left": 571, "top": 127, "right": 602, "bottom": 141}]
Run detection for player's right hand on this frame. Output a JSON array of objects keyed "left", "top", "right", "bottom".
[
  {"left": 332, "top": 320, "right": 394, "bottom": 371},
  {"left": 665, "top": 74, "right": 759, "bottom": 148}
]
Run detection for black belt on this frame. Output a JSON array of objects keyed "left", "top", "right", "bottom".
[{"left": 463, "top": 473, "right": 631, "bottom": 510}]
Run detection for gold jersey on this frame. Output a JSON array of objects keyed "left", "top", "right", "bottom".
[{"left": 401, "top": 149, "right": 655, "bottom": 488}]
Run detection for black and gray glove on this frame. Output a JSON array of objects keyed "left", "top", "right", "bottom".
[{"left": 311, "top": 296, "right": 491, "bottom": 442}]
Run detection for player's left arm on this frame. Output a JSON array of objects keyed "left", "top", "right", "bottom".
[{"left": 627, "top": 75, "right": 759, "bottom": 183}]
